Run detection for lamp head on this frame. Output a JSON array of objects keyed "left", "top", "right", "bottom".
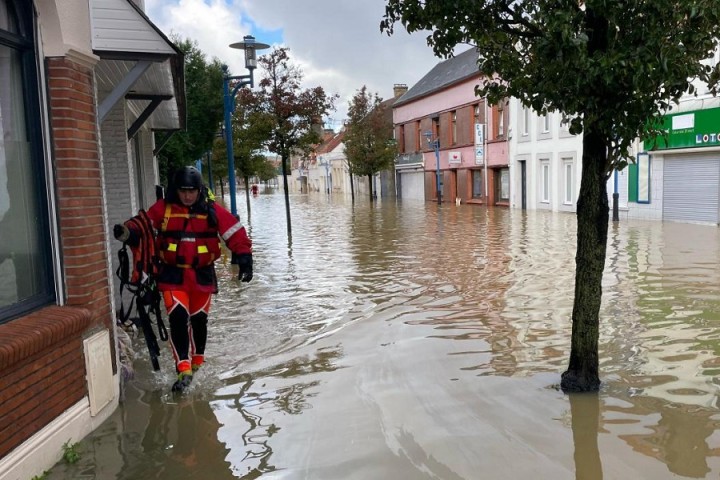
[{"left": 229, "top": 35, "right": 270, "bottom": 71}]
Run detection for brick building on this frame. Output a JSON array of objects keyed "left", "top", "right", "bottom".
[{"left": 0, "top": 1, "right": 184, "bottom": 478}]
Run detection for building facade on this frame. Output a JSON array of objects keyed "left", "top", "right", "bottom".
[
  {"left": 0, "top": 1, "right": 184, "bottom": 478},
  {"left": 393, "top": 48, "right": 509, "bottom": 205}
]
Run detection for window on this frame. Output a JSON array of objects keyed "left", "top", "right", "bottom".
[
  {"left": 496, "top": 168, "right": 509, "bottom": 202},
  {"left": 543, "top": 114, "right": 550, "bottom": 133},
  {"left": 561, "top": 114, "right": 571, "bottom": 131},
  {"left": 472, "top": 170, "right": 483, "bottom": 198},
  {"left": 522, "top": 107, "right": 530, "bottom": 136},
  {"left": 451, "top": 110, "right": 457, "bottom": 145},
  {"left": 563, "top": 160, "right": 573, "bottom": 204},
  {"left": 432, "top": 116, "right": 440, "bottom": 147},
  {"left": 415, "top": 120, "right": 422, "bottom": 151},
  {"left": 0, "top": 0, "right": 55, "bottom": 323},
  {"left": 541, "top": 161, "right": 550, "bottom": 203},
  {"left": 498, "top": 104, "right": 504, "bottom": 137}
]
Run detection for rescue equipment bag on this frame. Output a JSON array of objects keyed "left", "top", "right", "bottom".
[{"left": 115, "top": 209, "right": 168, "bottom": 371}]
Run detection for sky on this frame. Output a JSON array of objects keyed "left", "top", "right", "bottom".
[{"left": 144, "top": 0, "right": 447, "bottom": 130}]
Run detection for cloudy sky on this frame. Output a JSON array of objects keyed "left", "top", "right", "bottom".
[{"left": 144, "top": 0, "right": 447, "bottom": 129}]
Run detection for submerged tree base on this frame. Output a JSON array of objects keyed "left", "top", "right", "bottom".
[{"left": 560, "top": 370, "right": 600, "bottom": 393}]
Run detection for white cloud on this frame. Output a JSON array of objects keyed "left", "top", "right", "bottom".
[{"left": 145, "top": 0, "right": 448, "bottom": 128}]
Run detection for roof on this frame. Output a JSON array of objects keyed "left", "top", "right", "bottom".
[
  {"left": 393, "top": 47, "right": 481, "bottom": 107},
  {"left": 316, "top": 130, "right": 346, "bottom": 155},
  {"left": 91, "top": 0, "right": 186, "bottom": 131}
]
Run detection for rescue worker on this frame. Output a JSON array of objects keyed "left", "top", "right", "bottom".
[{"left": 113, "top": 166, "right": 253, "bottom": 392}]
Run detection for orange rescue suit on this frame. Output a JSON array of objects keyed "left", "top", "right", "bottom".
[{"left": 145, "top": 199, "right": 252, "bottom": 293}]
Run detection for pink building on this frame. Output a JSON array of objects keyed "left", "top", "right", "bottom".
[{"left": 393, "top": 48, "right": 509, "bottom": 205}]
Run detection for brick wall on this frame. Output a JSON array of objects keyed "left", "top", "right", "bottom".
[
  {"left": 0, "top": 306, "right": 91, "bottom": 458},
  {"left": 47, "top": 56, "right": 113, "bottom": 329},
  {"left": 0, "top": 55, "right": 117, "bottom": 463}
]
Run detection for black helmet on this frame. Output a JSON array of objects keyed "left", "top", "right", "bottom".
[{"left": 173, "top": 166, "right": 203, "bottom": 190}]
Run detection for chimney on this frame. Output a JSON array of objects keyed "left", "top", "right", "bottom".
[{"left": 393, "top": 83, "right": 408, "bottom": 98}]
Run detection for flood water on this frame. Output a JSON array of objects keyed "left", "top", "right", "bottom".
[{"left": 47, "top": 190, "right": 720, "bottom": 479}]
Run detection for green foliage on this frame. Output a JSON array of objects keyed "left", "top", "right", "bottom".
[
  {"left": 31, "top": 472, "right": 48, "bottom": 480},
  {"left": 344, "top": 86, "right": 397, "bottom": 178},
  {"left": 156, "top": 37, "right": 225, "bottom": 184},
  {"left": 254, "top": 157, "right": 280, "bottom": 182},
  {"left": 62, "top": 440, "right": 80, "bottom": 464},
  {"left": 255, "top": 48, "right": 338, "bottom": 168},
  {"left": 382, "top": 0, "right": 720, "bottom": 169},
  {"left": 229, "top": 88, "right": 274, "bottom": 181}
]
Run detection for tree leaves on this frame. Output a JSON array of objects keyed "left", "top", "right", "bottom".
[{"left": 344, "top": 86, "right": 396, "bottom": 178}]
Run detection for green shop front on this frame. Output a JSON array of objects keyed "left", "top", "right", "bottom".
[{"left": 645, "top": 106, "right": 720, "bottom": 225}]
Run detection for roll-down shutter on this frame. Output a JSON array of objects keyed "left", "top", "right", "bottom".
[
  {"left": 400, "top": 171, "right": 425, "bottom": 200},
  {"left": 663, "top": 154, "right": 720, "bottom": 224}
]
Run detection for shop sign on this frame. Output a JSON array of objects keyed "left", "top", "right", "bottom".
[{"left": 645, "top": 107, "right": 720, "bottom": 150}]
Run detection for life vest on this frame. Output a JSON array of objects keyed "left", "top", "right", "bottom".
[{"left": 157, "top": 202, "right": 221, "bottom": 269}]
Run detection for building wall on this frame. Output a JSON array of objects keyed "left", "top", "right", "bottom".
[
  {"left": 509, "top": 98, "right": 583, "bottom": 212},
  {"left": 0, "top": 49, "right": 119, "bottom": 480},
  {"left": 394, "top": 76, "right": 509, "bottom": 206}
]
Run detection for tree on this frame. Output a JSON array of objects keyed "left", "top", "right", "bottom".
[
  {"left": 382, "top": 1, "right": 720, "bottom": 392},
  {"left": 156, "top": 37, "right": 225, "bottom": 184},
  {"left": 230, "top": 88, "right": 274, "bottom": 214},
  {"left": 256, "top": 48, "right": 338, "bottom": 235},
  {"left": 344, "top": 86, "right": 397, "bottom": 201}
]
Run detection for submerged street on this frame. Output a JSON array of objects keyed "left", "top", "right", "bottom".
[{"left": 48, "top": 191, "right": 720, "bottom": 479}]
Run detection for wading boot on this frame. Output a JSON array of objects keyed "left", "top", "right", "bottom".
[{"left": 171, "top": 370, "right": 193, "bottom": 392}]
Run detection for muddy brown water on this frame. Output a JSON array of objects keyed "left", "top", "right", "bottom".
[{"left": 46, "top": 192, "right": 720, "bottom": 479}]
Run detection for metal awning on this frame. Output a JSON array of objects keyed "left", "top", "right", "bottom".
[{"left": 91, "top": 0, "right": 186, "bottom": 136}]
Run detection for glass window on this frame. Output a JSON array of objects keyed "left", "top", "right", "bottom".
[
  {"left": 416, "top": 120, "right": 422, "bottom": 151},
  {"left": 498, "top": 104, "right": 504, "bottom": 137},
  {"left": 451, "top": 111, "right": 457, "bottom": 145},
  {"left": 496, "top": 167, "right": 509, "bottom": 201},
  {"left": 472, "top": 169, "right": 483, "bottom": 198},
  {"left": 0, "top": 0, "right": 54, "bottom": 322},
  {"left": 543, "top": 114, "right": 550, "bottom": 133},
  {"left": 541, "top": 161, "right": 550, "bottom": 203},
  {"left": 563, "top": 161, "right": 573, "bottom": 204},
  {"left": 523, "top": 107, "right": 530, "bottom": 136}
]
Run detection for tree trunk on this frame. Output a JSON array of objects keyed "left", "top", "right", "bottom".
[
  {"left": 368, "top": 174, "right": 373, "bottom": 201},
  {"left": 350, "top": 171, "right": 355, "bottom": 202},
  {"left": 220, "top": 177, "right": 225, "bottom": 200},
  {"left": 561, "top": 130, "right": 608, "bottom": 393},
  {"left": 281, "top": 154, "right": 292, "bottom": 236}
]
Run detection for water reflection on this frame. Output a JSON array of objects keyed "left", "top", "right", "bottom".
[
  {"left": 46, "top": 193, "right": 720, "bottom": 479},
  {"left": 569, "top": 393, "right": 603, "bottom": 480}
]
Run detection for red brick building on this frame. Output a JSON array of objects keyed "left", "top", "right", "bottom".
[{"left": 0, "top": 1, "right": 184, "bottom": 478}]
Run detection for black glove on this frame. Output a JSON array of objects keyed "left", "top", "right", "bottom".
[
  {"left": 235, "top": 253, "right": 253, "bottom": 282},
  {"left": 113, "top": 224, "right": 129, "bottom": 242}
]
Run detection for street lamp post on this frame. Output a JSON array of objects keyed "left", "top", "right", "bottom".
[
  {"left": 319, "top": 156, "right": 330, "bottom": 194},
  {"left": 612, "top": 170, "right": 619, "bottom": 222},
  {"left": 222, "top": 35, "right": 269, "bottom": 216},
  {"left": 424, "top": 131, "right": 441, "bottom": 204}
]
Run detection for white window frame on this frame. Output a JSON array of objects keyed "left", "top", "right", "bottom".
[
  {"left": 563, "top": 160, "right": 573, "bottom": 205},
  {"left": 541, "top": 160, "right": 550, "bottom": 203},
  {"left": 522, "top": 107, "right": 530, "bottom": 136}
]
